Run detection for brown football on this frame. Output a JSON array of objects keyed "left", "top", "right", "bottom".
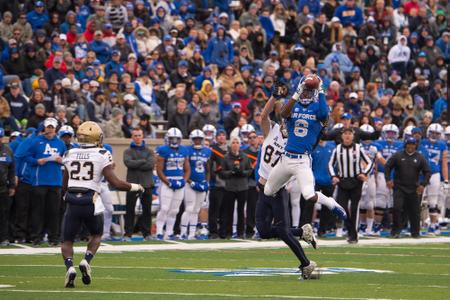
[{"left": 303, "top": 75, "right": 320, "bottom": 89}]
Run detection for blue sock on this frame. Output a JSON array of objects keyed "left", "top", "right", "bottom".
[
  {"left": 85, "top": 251, "right": 94, "bottom": 263},
  {"left": 64, "top": 258, "right": 73, "bottom": 270}
]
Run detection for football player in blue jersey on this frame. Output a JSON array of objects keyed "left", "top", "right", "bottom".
[
  {"left": 180, "top": 129, "right": 212, "bottom": 240},
  {"left": 239, "top": 124, "right": 256, "bottom": 150},
  {"left": 421, "top": 123, "right": 448, "bottom": 234},
  {"left": 58, "top": 126, "right": 78, "bottom": 150},
  {"left": 373, "top": 124, "right": 403, "bottom": 235},
  {"left": 359, "top": 124, "right": 382, "bottom": 235},
  {"left": 263, "top": 74, "right": 347, "bottom": 221},
  {"left": 155, "top": 128, "right": 190, "bottom": 240}
]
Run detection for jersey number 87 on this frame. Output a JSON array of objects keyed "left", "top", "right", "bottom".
[{"left": 264, "top": 145, "right": 282, "bottom": 167}]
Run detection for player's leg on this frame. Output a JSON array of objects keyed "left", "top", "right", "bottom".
[
  {"left": 264, "top": 157, "right": 294, "bottom": 197},
  {"left": 255, "top": 186, "right": 275, "bottom": 239},
  {"left": 427, "top": 173, "right": 441, "bottom": 234},
  {"left": 188, "top": 191, "right": 206, "bottom": 239},
  {"left": 61, "top": 204, "right": 81, "bottom": 288},
  {"left": 287, "top": 179, "right": 301, "bottom": 228},
  {"left": 165, "top": 188, "right": 185, "bottom": 238},
  {"left": 180, "top": 185, "right": 196, "bottom": 239},
  {"left": 100, "top": 183, "right": 114, "bottom": 240},
  {"left": 197, "top": 192, "right": 210, "bottom": 239},
  {"left": 374, "top": 173, "right": 388, "bottom": 235},
  {"left": 79, "top": 205, "right": 104, "bottom": 286},
  {"left": 359, "top": 182, "right": 369, "bottom": 235},
  {"left": 156, "top": 183, "right": 173, "bottom": 239},
  {"left": 366, "top": 175, "right": 376, "bottom": 234}
]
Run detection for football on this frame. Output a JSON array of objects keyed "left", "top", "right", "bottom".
[{"left": 303, "top": 74, "right": 320, "bottom": 89}]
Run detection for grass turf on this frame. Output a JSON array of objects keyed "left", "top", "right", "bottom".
[{"left": 0, "top": 242, "right": 449, "bottom": 299}]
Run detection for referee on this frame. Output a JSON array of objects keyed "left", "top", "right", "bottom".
[{"left": 328, "top": 128, "right": 373, "bottom": 243}]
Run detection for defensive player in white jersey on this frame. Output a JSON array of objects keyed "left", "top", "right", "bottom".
[
  {"left": 359, "top": 124, "right": 381, "bottom": 235},
  {"left": 62, "top": 122, "right": 144, "bottom": 288},
  {"left": 256, "top": 83, "right": 318, "bottom": 280}
]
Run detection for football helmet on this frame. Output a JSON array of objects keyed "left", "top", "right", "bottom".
[
  {"left": 298, "top": 75, "right": 319, "bottom": 106},
  {"left": 381, "top": 124, "right": 399, "bottom": 141},
  {"left": 426, "top": 123, "right": 444, "bottom": 142},
  {"left": 333, "top": 123, "right": 344, "bottom": 130},
  {"left": 58, "top": 125, "right": 75, "bottom": 137},
  {"left": 77, "top": 121, "right": 103, "bottom": 147},
  {"left": 445, "top": 126, "right": 450, "bottom": 143},
  {"left": 240, "top": 124, "right": 255, "bottom": 143},
  {"left": 166, "top": 127, "right": 183, "bottom": 148},
  {"left": 402, "top": 125, "right": 414, "bottom": 139},
  {"left": 189, "top": 129, "right": 205, "bottom": 149},
  {"left": 202, "top": 124, "right": 216, "bottom": 142},
  {"left": 359, "top": 124, "right": 374, "bottom": 134}
]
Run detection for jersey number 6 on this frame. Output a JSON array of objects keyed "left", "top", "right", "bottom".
[{"left": 294, "top": 119, "right": 309, "bottom": 137}]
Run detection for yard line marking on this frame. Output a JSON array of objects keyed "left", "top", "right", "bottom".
[
  {"left": 367, "top": 283, "right": 450, "bottom": 289},
  {"left": 0, "top": 289, "right": 395, "bottom": 300},
  {"left": 323, "top": 252, "right": 450, "bottom": 258},
  {"left": 10, "top": 244, "right": 32, "bottom": 249},
  {"left": 100, "top": 242, "right": 113, "bottom": 247},
  {"left": 0, "top": 236, "right": 448, "bottom": 255}
]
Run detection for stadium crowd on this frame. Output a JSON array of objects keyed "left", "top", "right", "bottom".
[{"left": 0, "top": 0, "right": 449, "bottom": 245}]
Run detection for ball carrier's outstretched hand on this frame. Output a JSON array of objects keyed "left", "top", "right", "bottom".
[{"left": 263, "top": 75, "right": 347, "bottom": 221}]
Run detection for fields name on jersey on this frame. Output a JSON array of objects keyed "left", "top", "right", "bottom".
[
  {"left": 291, "top": 113, "right": 316, "bottom": 120},
  {"left": 76, "top": 153, "right": 90, "bottom": 160}
]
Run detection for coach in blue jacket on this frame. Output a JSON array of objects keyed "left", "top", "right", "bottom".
[
  {"left": 333, "top": 0, "right": 364, "bottom": 28},
  {"left": 24, "top": 118, "right": 66, "bottom": 245}
]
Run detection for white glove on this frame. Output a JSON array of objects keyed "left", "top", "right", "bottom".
[
  {"left": 317, "top": 77, "right": 324, "bottom": 94},
  {"left": 130, "top": 183, "right": 144, "bottom": 192},
  {"left": 292, "top": 82, "right": 304, "bottom": 101}
]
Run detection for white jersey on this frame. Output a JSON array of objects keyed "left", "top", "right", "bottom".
[
  {"left": 258, "top": 123, "right": 287, "bottom": 180},
  {"left": 63, "top": 147, "right": 113, "bottom": 193}
]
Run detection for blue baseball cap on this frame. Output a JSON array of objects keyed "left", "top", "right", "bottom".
[
  {"left": 411, "top": 127, "right": 422, "bottom": 134},
  {"left": 112, "top": 49, "right": 121, "bottom": 56},
  {"left": 203, "top": 66, "right": 211, "bottom": 72},
  {"left": 405, "top": 136, "right": 417, "bottom": 144},
  {"left": 164, "top": 34, "right": 172, "bottom": 41},
  {"left": 110, "top": 92, "right": 118, "bottom": 97},
  {"left": 418, "top": 51, "right": 427, "bottom": 57},
  {"left": 341, "top": 113, "right": 352, "bottom": 120},
  {"left": 178, "top": 60, "right": 188, "bottom": 67},
  {"left": 35, "top": 1, "right": 45, "bottom": 7},
  {"left": 216, "top": 129, "right": 226, "bottom": 136},
  {"left": 0, "top": 127, "right": 4, "bottom": 137}
]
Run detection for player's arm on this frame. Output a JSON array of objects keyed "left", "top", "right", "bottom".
[
  {"left": 280, "top": 98, "right": 296, "bottom": 119},
  {"left": 156, "top": 156, "right": 170, "bottom": 185},
  {"left": 183, "top": 157, "right": 191, "bottom": 181},
  {"left": 442, "top": 149, "right": 448, "bottom": 181},
  {"left": 261, "top": 96, "right": 276, "bottom": 138},
  {"left": 316, "top": 92, "right": 329, "bottom": 121},
  {"left": 102, "top": 165, "right": 141, "bottom": 191}
]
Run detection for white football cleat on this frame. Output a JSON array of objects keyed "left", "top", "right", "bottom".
[
  {"left": 301, "top": 224, "right": 317, "bottom": 249},
  {"left": 79, "top": 259, "right": 92, "bottom": 285},
  {"left": 64, "top": 266, "right": 77, "bottom": 288},
  {"left": 301, "top": 261, "right": 318, "bottom": 280}
]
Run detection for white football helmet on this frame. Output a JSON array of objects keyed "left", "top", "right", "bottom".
[
  {"left": 240, "top": 124, "right": 255, "bottom": 143},
  {"left": 166, "top": 127, "right": 183, "bottom": 148},
  {"left": 445, "top": 126, "right": 450, "bottom": 143},
  {"left": 381, "top": 124, "right": 399, "bottom": 141},
  {"left": 402, "top": 125, "right": 415, "bottom": 139},
  {"left": 58, "top": 125, "right": 75, "bottom": 137},
  {"left": 333, "top": 123, "right": 344, "bottom": 130},
  {"left": 189, "top": 129, "right": 205, "bottom": 149},
  {"left": 202, "top": 124, "right": 216, "bottom": 142},
  {"left": 426, "top": 123, "right": 444, "bottom": 142},
  {"left": 360, "top": 124, "right": 374, "bottom": 133},
  {"left": 298, "top": 74, "right": 319, "bottom": 106}
]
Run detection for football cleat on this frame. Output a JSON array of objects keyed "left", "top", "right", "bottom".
[
  {"left": 79, "top": 259, "right": 92, "bottom": 285},
  {"left": 301, "top": 261, "right": 317, "bottom": 280},
  {"left": 156, "top": 234, "right": 164, "bottom": 241},
  {"left": 180, "top": 234, "right": 188, "bottom": 240},
  {"left": 168, "top": 234, "right": 178, "bottom": 241},
  {"left": 64, "top": 266, "right": 77, "bottom": 288},
  {"left": 301, "top": 224, "right": 317, "bottom": 249},
  {"left": 331, "top": 205, "right": 347, "bottom": 220}
]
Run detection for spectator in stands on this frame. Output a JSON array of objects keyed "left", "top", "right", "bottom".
[
  {"left": 4, "top": 80, "right": 28, "bottom": 129},
  {"left": 168, "top": 99, "right": 190, "bottom": 138},
  {"left": 224, "top": 103, "right": 242, "bottom": 136},
  {"left": 204, "top": 25, "right": 234, "bottom": 70},
  {"left": 26, "top": 1, "right": 49, "bottom": 31},
  {"left": 105, "top": 108, "right": 125, "bottom": 138},
  {"left": 0, "top": 127, "right": 15, "bottom": 246},
  {"left": 123, "top": 127, "right": 155, "bottom": 241},
  {"left": 333, "top": 0, "right": 363, "bottom": 28}
]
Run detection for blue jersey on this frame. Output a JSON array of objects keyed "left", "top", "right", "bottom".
[
  {"left": 157, "top": 145, "right": 189, "bottom": 179},
  {"left": 285, "top": 93, "right": 328, "bottom": 154},
  {"left": 188, "top": 146, "right": 211, "bottom": 182},
  {"left": 362, "top": 141, "right": 381, "bottom": 175},
  {"left": 377, "top": 140, "right": 403, "bottom": 173},
  {"left": 421, "top": 139, "right": 446, "bottom": 174},
  {"left": 447, "top": 143, "right": 450, "bottom": 179},
  {"left": 312, "top": 141, "right": 335, "bottom": 186}
]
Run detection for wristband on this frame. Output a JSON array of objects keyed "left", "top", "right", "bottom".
[{"left": 130, "top": 183, "right": 142, "bottom": 192}]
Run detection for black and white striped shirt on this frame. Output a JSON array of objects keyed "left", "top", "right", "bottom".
[{"left": 328, "top": 143, "right": 373, "bottom": 178}]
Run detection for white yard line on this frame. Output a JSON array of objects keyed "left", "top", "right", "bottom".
[
  {"left": 0, "top": 237, "right": 448, "bottom": 255},
  {"left": 0, "top": 289, "right": 396, "bottom": 300}
]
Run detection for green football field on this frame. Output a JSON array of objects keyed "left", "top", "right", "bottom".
[{"left": 0, "top": 239, "right": 449, "bottom": 300}]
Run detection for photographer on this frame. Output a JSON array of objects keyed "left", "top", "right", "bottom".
[{"left": 219, "top": 136, "right": 252, "bottom": 238}]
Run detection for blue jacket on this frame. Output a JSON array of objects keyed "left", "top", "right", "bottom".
[
  {"left": 89, "top": 41, "right": 111, "bottom": 64},
  {"left": 26, "top": 10, "right": 49, "bottom": 31},
  {"left": 194, "top": 74, "right": 214, "bottom": 90},
  {"left": 436, "top": 38, "right": 450, "bottom": 60},
  {"left": 24, "top": 135, "right": 66, "bottom": 186},
  {"left": 433, "top": 97, "right": 447, "bottom": 122},
  {"left": 259, "top": 16, "right": 275, "bottom": 42},
  {"left": 333, "top": 5, "right": 364, "bottom": 28},
  {"left": 323, "top": 51, "right": 354, "bottom": 73},
  {"left": 60, "top": 22, "right": 83, "bottom": 34},
  {"left": 204, "top": 36, "right": 234, "bottom": 69},
  {"left": 14, "top": 134, "right": 38, "bottom": 184},
  {"left": 298, "top": 0, "right": 321, "bottom": 15},
  {"left": 312, "top": 141, "right": 335, "bottom": 186},
  {"left": 105, "top": 60, "right": 125, "bottom": 78},
  {"left": 9, "top": 136, "right": 23, "bottom": 153}
]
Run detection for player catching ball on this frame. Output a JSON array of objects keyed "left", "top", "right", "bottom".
[
  {"left": 61, "top": 122, "right": 144, "bottom": 288},
  {"left": 264, "top": 74, "right": 347, "bottom": 223}
]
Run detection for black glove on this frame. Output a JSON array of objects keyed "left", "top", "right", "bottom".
[
  {"left": 272, "top": 81, "right": 289, "bottom": 99},
  {"left": 232, "top": 164, "right": 242, "bottom": 176}
]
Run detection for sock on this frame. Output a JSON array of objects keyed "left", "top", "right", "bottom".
[
  {"left": 290, "top": 227, "right": 303, "bottom": 237},
  {"left": 85, "top": 251, "right": 94, "bottom": 264},
  {"left": 64, "top": 258, "right": 73, "bottom": 270},
  {"left": 317, "top": 192, "right": 338, "bottom": 210},
  {"left": 180, "top": 225, "right": 188, "bottom": 236},
  {"left": 189, "top": 225, "right": 197, "bottom": 237},
  {"left": 201, "top": 222, "right": 207, "bottom": 228},
  {"left": 367, "top": 218, "right": 374, "bottom": 232}
]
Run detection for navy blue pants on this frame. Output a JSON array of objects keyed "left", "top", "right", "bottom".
[{"left": 256, "top": 183, "right": 309, "bottom": 267}]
